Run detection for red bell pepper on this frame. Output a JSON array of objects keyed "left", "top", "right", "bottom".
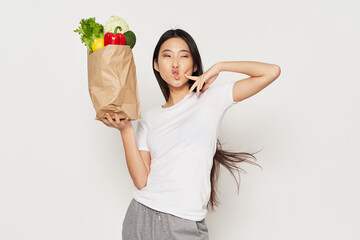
[{"left": 104, "top": 26, "right": 126, "bottom": 46}]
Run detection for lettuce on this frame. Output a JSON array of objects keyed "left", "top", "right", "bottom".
[{"left": 74, "top": 17, "right": 104, "bottom": 54}]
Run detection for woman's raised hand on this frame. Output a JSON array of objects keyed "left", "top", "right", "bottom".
[
  {"left": 185, "top": 63, "right": 221, "bottom": 96},
  {"left": 100, "top": 113, "right": 133, "bottom": 132}
]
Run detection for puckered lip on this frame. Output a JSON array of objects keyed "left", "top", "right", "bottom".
[{"left": 172, "top": 69, "right": 179, "bottom": 74}]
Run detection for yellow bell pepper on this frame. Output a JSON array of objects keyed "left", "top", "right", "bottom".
[{"left": 92, "top": 38, "right": 104, "bottom": 52}]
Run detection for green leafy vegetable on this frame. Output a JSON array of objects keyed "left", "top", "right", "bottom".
[{"left": 74, "top": 17, "right": 104, "bottom": 54}]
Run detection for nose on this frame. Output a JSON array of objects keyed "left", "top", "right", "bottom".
[{"left": 172, "top": 59, "right": 179, "bottom": 68}]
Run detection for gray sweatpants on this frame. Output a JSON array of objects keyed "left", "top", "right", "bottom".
[{"left": 122, "top": 198, "right": 209, "bottom": 240}]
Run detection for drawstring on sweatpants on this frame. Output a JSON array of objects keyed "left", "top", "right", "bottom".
[{"left": 155, "top": 210, "right": 161, "bottom": 221}]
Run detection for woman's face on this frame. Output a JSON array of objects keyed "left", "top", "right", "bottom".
[{"left": 154, "top": 37, "right": 197, "bottom": 89}]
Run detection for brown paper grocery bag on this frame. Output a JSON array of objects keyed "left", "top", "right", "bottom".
[{"left": 87, "top": 45, "right": 141, "bottom": 121}]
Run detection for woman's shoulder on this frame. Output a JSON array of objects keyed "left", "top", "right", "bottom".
[
  {"left": 207, "top": 81, "right": 234, "bottom": 93},
  {"left": 201, "top": 80, "right": 237, "bottom": 111},
  {"left": 199, "top": 81, "right": 233, "bottom": 101},
  {"left": 138, "top": 106, "right": 158, "bottom": 122}
]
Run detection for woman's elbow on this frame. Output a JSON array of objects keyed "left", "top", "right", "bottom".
[
  {"left": 135, "top": 180, "right": 147, "bottom": 190},
  {"left": 271, "top": 64, "right": 281, "bottom": 79}
]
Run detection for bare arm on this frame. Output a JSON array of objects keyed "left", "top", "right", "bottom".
[
  {"left": 217, "top": 61, "right": 281, "bottom": 102},
  {"left": 101, "top": 113, "right": 150, "bottom": 190},
  {"left": 120, "top": 128, "right": 150, "bottom": 190},
  {"left": 186, "top": 61, "right": 281, "bottom": 101}
]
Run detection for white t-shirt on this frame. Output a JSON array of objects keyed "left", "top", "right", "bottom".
[{"left": 133, "top": 80, "right": 239, "bottom": 221}]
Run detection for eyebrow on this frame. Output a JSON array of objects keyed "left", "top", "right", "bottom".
[{"left": 161, "top": 49, "right": 190, "bottom": 54}]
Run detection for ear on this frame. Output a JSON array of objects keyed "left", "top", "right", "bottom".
[
  {"left": 154, "top": 60, "right": 159, "bottom": 72},
  {"left": 193, "top": 65, "right": 197, "bottom": 73}
]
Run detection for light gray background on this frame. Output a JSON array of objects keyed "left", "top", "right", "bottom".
[{"left": 1, "top": 0, "right": 359, "bottom": 239}]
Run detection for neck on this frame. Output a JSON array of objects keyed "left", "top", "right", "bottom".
[{"left": 164, "top": 85, "right": 190, "bottom": 107}]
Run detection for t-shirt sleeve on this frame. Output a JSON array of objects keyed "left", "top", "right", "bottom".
[
  {"left": 136, "top": 118, "right": 150, "bottom": 152},
  {"left": 206, "top": 80, "right": 238, "bottom": 113}
]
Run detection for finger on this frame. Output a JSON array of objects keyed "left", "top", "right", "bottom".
[
  {"left": 197, "top": 82, "right": 201, "bottom": 96},
  {"left": 102, "top": 118, "right": 110, "bottom": 127},
  {"left": 188, "top": 82, "right": 195, "bottom": 94},
  {"left": 200, "top": 80, "right": 206, "bottom": 92},
  {"left": 192, "top": 77, "right": 203, "bottom": 93},
  {"left": 202, "top": 81, "right": 211, "bottom": 91},
  {"left": 197, "top": 78, "right": 204, "bottom": 96},
  {"left": 188, "top": 85, "right": 193, "bottom": 94},
  {"left": 106, "top": 113, "right": 115, "bottom": 126},
  {"left": 189, "top": 81, "right": 198, "bottom": 94},
  {"left": 185, "top": 73, "right": 198, "bottom": 80},
  {"left": 114, "top": 113, "right": 120, "bottom": 124},
  {"left": 199, "top": 78, "right": 207, "bottom": 95}
]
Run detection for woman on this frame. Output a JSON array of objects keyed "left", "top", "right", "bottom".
[{"left": 101, "top": 29, "right": 281, "bottom": 240}]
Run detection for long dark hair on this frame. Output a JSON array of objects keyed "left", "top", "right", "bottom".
[{"left": 152, "top": 28, "right": 262, "bottom": 211}]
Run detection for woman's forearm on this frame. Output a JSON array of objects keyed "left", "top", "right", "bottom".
[
  {"left": 120, "top": 128, "right": 149, "bottom": 190},
  {"left": 216, "top": 61, "right": 280, "bottom": 77}
]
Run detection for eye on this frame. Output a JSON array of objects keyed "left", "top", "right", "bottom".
[
  {"left": 164, "top": 55, "right": 171, "bottom": 57},
  {"left": 181, "top": 55, "right": 189, "bottom": 58}
]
